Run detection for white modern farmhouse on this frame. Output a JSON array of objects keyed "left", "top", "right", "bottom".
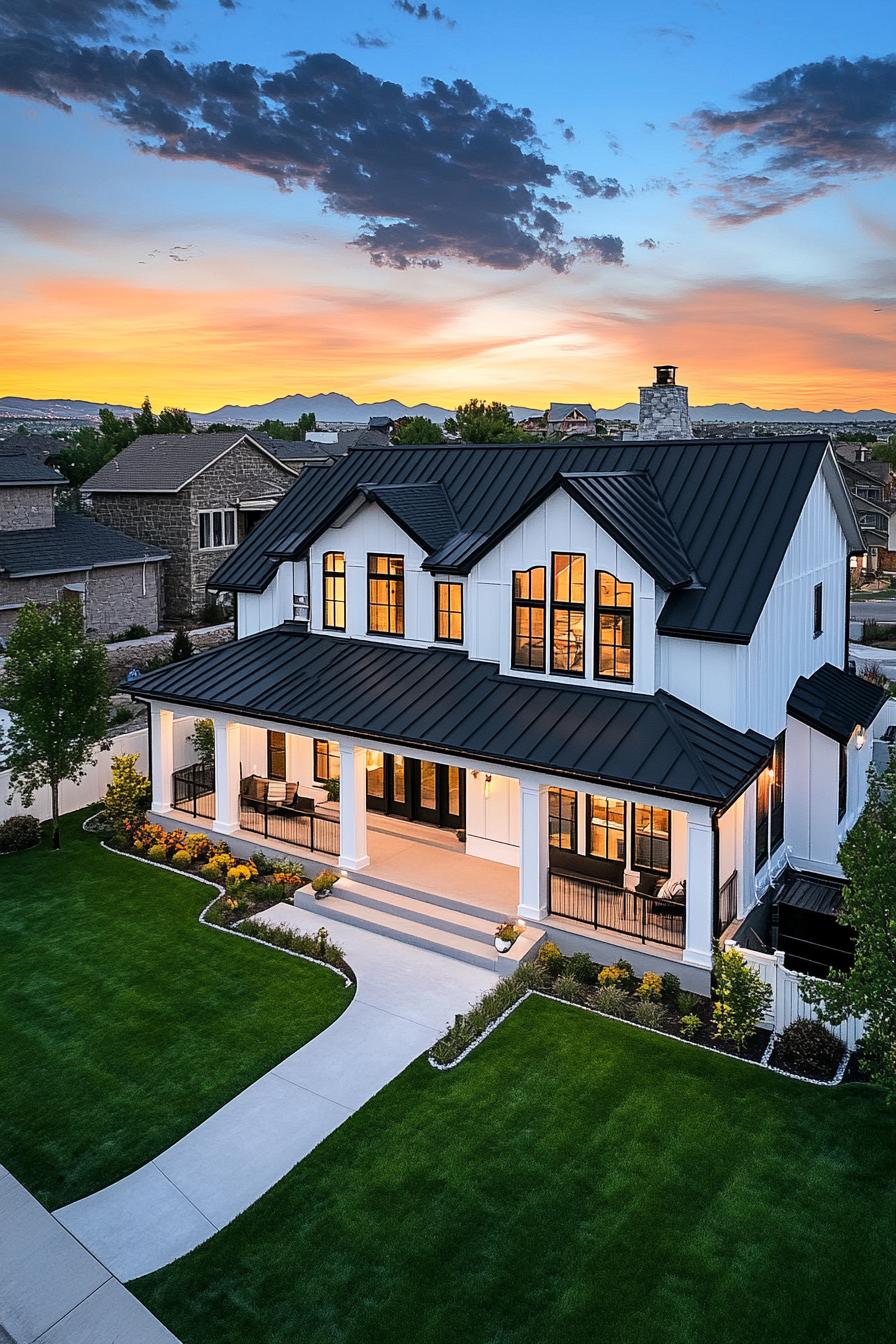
[{"left": 130, "top": 436, "right": 888, "bottom": 990}]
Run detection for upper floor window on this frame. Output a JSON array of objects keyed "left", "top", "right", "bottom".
[
  {"left": 314, "top": 739, "right": 340, "bottom": 783},
  {"left": 588, "top": 795, "right": 626, "bottom": 863},
  {"left": 434, "top": 580, "right": 463, "bottom": 644},
  {"left": 322, "top": 551, "right": 346, "bottom": 630},
  {"left": 512, "top": 565, "right": 546, "bottom": 671},
  {"left": 633, "top": 804, "right": 670, "bottom": 875},
  {"left": 368, "top": 554, "right": 404, "bottom": 636},
  {"left": 770, "top": 732, "right": 785, "bottom": 852},
  {"left": 595, "top": 571, "right": 633, "bottom": 681},
  {"left": 551, "top": 552, "right": 586, "bottom": 676},
  {"left": 548, "top": 787, "right": 577, "bottom": 851},
  {"left": 838, "top": 743, "right": 848, "bottom": 822},
  {"left": 813, "top": 582, "right": 823, "bottom": 638},
  {"left": 267, "top": 730, "right": 286, "bottom": 781},
  {"left": 755, "top": 767, "right": 770, "bottom": 870},
  {"left": 198, "top": 508, "right": 236, "bottom": 551}
]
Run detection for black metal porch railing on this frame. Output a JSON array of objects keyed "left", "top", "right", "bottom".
[
  {"left": 548, "top": 870, "right": 685, "bottom": 949},
  {"left": 239, "top": 801, "right": 340, "bottom": 857},
  {"left": 717, "top": 870, "right": 738, "bottom": 934},
  {"left": 171, "top": 764, "right": 216, "bottom": 820}
]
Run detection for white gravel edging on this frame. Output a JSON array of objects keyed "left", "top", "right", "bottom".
[
  {"left": 85, "top": 815, "right": 353, "bottom": 988},
  {"left": 430, "top": 988, "right": 852, "bottom": 1087}
]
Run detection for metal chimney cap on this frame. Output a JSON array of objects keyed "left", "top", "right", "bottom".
[{"left": 654, "top": 365, "right": 678, "bottom": 385}]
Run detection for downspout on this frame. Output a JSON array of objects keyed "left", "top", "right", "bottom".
[{"left": 710, "top": 806, "right": 720, "bottom": 946}]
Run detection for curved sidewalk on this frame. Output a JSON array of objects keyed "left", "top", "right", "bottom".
[{"left": 54, "top": 904, "right": 497, "bottom": 1281}]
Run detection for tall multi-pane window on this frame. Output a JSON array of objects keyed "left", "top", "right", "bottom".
[
  {"left": 322, "top": 551, "right": 346, "bottom": 630},
  {"left": 548, "top": 787, "right": 577, "bottom": 851},
  {"left": 769, "top": 732, "right": 785, "bottom": 852},
  {"left": 755, "top": 767, "right": 770, "bottom": 869},
  {"left": 512, "top": 566, "right": 546, "bottom": 670},
  {"left": 595, "top": 571, "right": 633, "bottom": 681},
  {"left": 367, "top": 554, "right": 404, "bottom": 635},
  {"left": 633, "top": 804, "right": 670, "bottom": 874},
  {"left": 267, "top": 730, "right": 286, "bottom": 780},
  {"left": 434, "top": 581, "right": 463, "bottom": 643},
  {"left": 313, "top": 739, "right": 340, "bottom": 783},
  {"left": 551, "top": 553, "right": 586, "bottom": 675},
  {"left": 838, "top": 744, "right": 848, "bottom": 821},
  {"left": 588, "top": 796, "right": 626, "bottom": 862},
  {"left": 813, "top": 582, "right": 823, "bottom": 638}
]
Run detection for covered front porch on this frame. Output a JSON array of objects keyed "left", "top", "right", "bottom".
[{"left": 149, "top": 707, "right": 742, "bottom": 976}]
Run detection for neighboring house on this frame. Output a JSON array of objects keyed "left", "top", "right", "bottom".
[
  {"left": 81, "top": 431, "right": 301, "bottom": 620},
  {"left": 546, "top": 402, "right": 599, "bottom": 437},
  {"left": 0, "top": 446, "right": 166, "bottom": 641},
  {"left": 367, "top": 415, "right": 394, "bottom": 436},
  {"left": 834, "top": 451, "right": 894, "bottom": 574},
  {"left": 128, "top": 435, "right": 887, "bottom": 993}
]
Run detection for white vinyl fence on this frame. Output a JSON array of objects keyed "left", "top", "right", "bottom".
[
  {"left": 728, "top": 941, "right": 865, "bottom": 1051},
  {"left": 0, "top": 728, "right": 149, "bottom": 825}
]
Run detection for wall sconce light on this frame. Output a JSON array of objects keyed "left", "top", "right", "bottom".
[
  {"left": 471, "top": 770, "right": 480, "bottom": 779},
  {"left": 856, "top": 728, "right": 866, "bottom": 750},
  {"left": 484, "top": 773, "right": 492, "bottom": 799},
  {"left": 766, "top": 765, "right": 775, "bottom": 782}
]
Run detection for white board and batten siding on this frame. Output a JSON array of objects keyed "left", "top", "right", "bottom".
[{"left": 729, "top": 940, "right": 865, "bottom": 1052}]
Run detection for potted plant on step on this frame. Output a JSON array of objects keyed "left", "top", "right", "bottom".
[
  {"left": 311, "top": 868, "right": 340, "bottom": 900},
  {"left": 494, "top": 920, "right": 525, "bottom": 953}
]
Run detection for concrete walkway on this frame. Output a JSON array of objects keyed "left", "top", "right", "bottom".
[
  {"left": 54, "top": 904, "right": 497, "bottom": 1281},
  {"left": 0, "top": 1167, "right": 180, "bottom": 1344}
]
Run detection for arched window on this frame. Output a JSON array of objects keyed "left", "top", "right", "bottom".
[
  {"left": 512, "top": 565, "right": 546, "bottom": 670},
  {"left": 595, "top": 571, "right": 633, "bottom": 681},
  {"left": 322, "top": 551, "right": 346, "bottom": 630}
]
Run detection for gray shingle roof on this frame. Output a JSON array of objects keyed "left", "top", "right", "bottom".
[
  {"left": 547, "top": 402, "right": 597, "bottom": 424},
  {"left": 252, "top": 432, "right": 337, "bottom": 463},
  {"left": 210, "top": 437, "right": 841, "bottom": 641},
  {"left": 788, "top": 662, "right": 888, "bottom": 742},
  {"left": 0, "top": 448, "right": 63, "bottom": 485},
  {"left": 128, "top": 627, "right": 772, "bottom": 806},
  {"left": 0, "top": 512, "right": 168, "bottom": 577},
  {"left": 81, "top": 431, "right": 294, "bottom": 493}
]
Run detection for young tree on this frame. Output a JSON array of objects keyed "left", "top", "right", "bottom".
[
  {"left": 0, "top": 600, "right": 112, "bottom": 849},
  {"left": 170, "top": 627, "right": 193, "bottom": 662},
  {"left": 802, "top": 751, "right": 896, "bottom": 1097},
  {"left": 392, "top": 415, "right": 444, "bottom": 445},
  {"left": 444, "top": 399, "right": 528, "bottom": 443},
  {"left": 156, "top": 406, "right": 193, "bottom": 434},
  {"left": 57, "top": 407, "right": 138, "bottom": 487},
  {"left": 872, "top": 435, "right": 896, "bottom": 468},
  {"left": 133, "top": 395, "right": 157, "bottom": 435}
]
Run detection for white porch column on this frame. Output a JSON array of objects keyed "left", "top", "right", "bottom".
[
  {"left": 338, "top": 743, "right": 369, "bottom": 871},
  {"left": 149, "top": 706, "right": 174, "bottom": 812},
  {"left": 213, "top": 719, "right": 241, "bottom": 834},
  {"left": 684, "top": 813, "right": 714, "bottom": 969},
  {"left": 518, "top": 781, "right": 549, "bottom": 920}
]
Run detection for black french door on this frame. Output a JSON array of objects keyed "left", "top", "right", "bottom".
[{"left": 366, "top": 753, "right": 464, "bottom": 829}]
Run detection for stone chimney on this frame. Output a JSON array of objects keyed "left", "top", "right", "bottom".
[{"left": 637, "top": 365, "right": 693, "bottom": 440}]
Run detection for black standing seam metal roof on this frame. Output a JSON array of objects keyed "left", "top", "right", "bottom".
[
  {"left": 559, "top": 473, "right": 694, "bottom": 588},
  {"left": 773, "top": 870, "right": 845, "bottom": 917},
  {"left": 788, "top": 662, "right": 888, "bottom": 743},
  {"left": 128, "top": 626, "right": 772, "bottom": 806},
  {"left": 359, "top": 481, "right": 460, "bottom": 552},
  {"left": 208, "top": 438, "right": 833, "bottom": 641}
]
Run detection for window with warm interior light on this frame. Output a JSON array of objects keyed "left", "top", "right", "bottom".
[
  {"left": 367, "top": 554, "right": 404, "bottom": 635},
  {"left": 551, "top": 553, "right": 586, "bottom": 675},
  {"left": 769, "top": 732, "right": 785, "bottom": 852},
  {"left": 632, "top": 804, "right": 670, "bottom": 874},
  {"left": 595, "top": 571, "right": 633, "bottom": 680},
  {"left": 322, "top": 551, "right": 346, "bottom": 630},
  {"left": 755, "top": 766, "right": 770, "bottom": 869},
  {"left": 588, "top": 795, "right": 626, "bottom": 862},
  {"left": 512, "top": 565, "right": 546, "bottom": 670},
  {"left": 434, "top": 580, "right": 463, "bottom": 643},
  {"left": 548, "top": 787, "right": 577, "bottom": 850},
  {"left": 313, "top": 739, "right": 340, "bottom": 782}
]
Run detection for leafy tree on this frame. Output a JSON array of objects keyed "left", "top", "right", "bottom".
[
  {"left": 0, "top": 600, "right": 111, "bottom": 849},
  {"left": 133, "top": 395, "right": 156, "bottom": 435},
  {"left": 156, "top": 406, "right": 193, "bottom": 434},
  {"left": 839, "top": 431, "right": 878, "bottom": 446},
  {"left": 104, "top": 752, "right": 150, "bottom": 838},
  {"left": 57, "top": 407, "right": 138, "bottom": 487},
  {"left": 802, "top": 751, "right": 896, "bottom": 1097},
  {"left": 392, "top": 415, "right": 444, "bottom": 445},
  {"left": 444, "top": 399, "right": 528, "bottom": 443},
  {"left": 872, "top": 435, "right": 896, "bottom": 468},
  {"left": 188, "top": 717, "right": 215, "bottom": 766},
  {"left": 171, "top": 628, "right": 193, "bottom": 662},
  {"left": 256, "top": 413, "right": 316, "bottom": 442}
]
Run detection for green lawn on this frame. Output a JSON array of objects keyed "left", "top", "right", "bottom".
[
  {"left": 0, "top": 811, "right": 351, "bottom": 1208},
  {"left": 138, "top": 996, "right": 895, "bottom": 1344}
]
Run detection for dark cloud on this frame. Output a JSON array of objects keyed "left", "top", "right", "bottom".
[
  {"left": 554, "top": 117, "right": 575, "bottom": 141},
  {"left": 693, "top": 54, "right": 896, "bottom": 224},
  {"left": 2, "top": 0, "right": 176, "bottom": 40},
  {"left": 218, "top": 0, "right": 237, "bottom": 9},
  {"left": 350, "top": 32, "right": 390, "bottom": 49},
  {"left": 573, "top": 234, "right": 624, "bottom": 265},
  {"left": 392, "top": 1, "right": 456, "bottom": 26},
  {"left": 638, "top": 237, "right": 659, "bottom": 248},
  {"left": 565, "top": 171, "right": 627, "bottom": 199}
]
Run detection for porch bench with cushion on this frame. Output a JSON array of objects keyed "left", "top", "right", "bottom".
[{"left": 240, "top": 775, "right": 316, "bottom": 817}]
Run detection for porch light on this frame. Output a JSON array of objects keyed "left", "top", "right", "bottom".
[
  {"left": 484, "top": 773, "right": 492, "bottom": 798},
  {"left": 766, "top": 765, "right": 775, "bottom": 782},
  {"left": 856, "top": 728, "right": 866, "bottom": 750}
]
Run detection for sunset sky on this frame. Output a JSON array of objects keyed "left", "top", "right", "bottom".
[{"left": 1, "top": 0, "right": 894, "bottom": 412}]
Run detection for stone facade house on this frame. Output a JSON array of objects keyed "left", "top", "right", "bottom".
[
  {"left": 0, "top": 444, "right": 167, "bottom": 642},
  {"left": 82, "top": 431, "right": 311, "bottom": 619},
  {"left": 546, "top": 403, "right": 600, "bottom": 438}
]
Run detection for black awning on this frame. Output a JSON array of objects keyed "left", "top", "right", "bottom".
[
  {"left": 788, "top": 662, "right": 888, "bottom": 743},
  {"left": 774, "top": 870, "right": 845, "bottom": 917}
]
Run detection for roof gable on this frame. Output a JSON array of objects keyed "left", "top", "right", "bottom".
[
  {"left": 81, "top": 431, "right": 297, "bottom": 493},
  {"left": 359, "top": 481, "right": 459, "bottom": 552}
]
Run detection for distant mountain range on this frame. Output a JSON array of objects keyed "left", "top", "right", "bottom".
[{"left": 2, "top": 392, "right": 895, "bottom": 426}]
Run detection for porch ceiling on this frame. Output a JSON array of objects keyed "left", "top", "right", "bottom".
[{"left": 132, "top": 629, "right": 770, "bottom": 807}]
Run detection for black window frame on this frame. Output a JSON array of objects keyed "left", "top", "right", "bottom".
[
  {"left": 367, "top": 553, "right": 405, "bottom": 636},
  {"left": 322, "top": 551, "right": 346, "bottom": 631},
  {"left": 587, "top": 795, "right": 627, "bottom": 863},
  {"left": 769, "top": 731, "right": 785, "bottom": 853},
  {"left": 511, "top": 565, "right": 547, "bottom": 671},
  {"left": 813, "top": 582, "right": 823, "bottom": 638},
  {"left": 594, "top": 570, "right": 634, "bottom": 682},
  {"left": 755, "top": 767, "right": 770, "bottom": 869},
  {"left": 267, "top": 730, "right": 286, "bottom": 781},
  {"left": 548, "top": 787, "right": 577, "bottom": 852},
  {"left": 313, "top": 738, "right": 340, "bottom": 783},
  {"left": 550, "top": 551, "right": 586, "bottom": 677},
  {"left": 631, "top": 804, "right": 671, "bottom": 876},
  {"left": 434, "top": 580, "right": 464, "bottom": 644},
  {"left": 838, "top": 742, "right": 848, "bottom": 821}
]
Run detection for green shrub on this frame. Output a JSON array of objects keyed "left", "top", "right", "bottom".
[
  {"left": 188, "top": 717, "right": 215, "bottom": 766},
  {"left": 677, "top": 989, "right": 703, "bottom": 1015},
  {"left": 553, "top": 972, "right": 586, "bottom": 1004},
  {"left": 324, "top": 777, "right": 340, "bottom": 802},
  {"left": 0, "top": 813, "right": 41, "bottom": 853},
  {"left": 171, "top": 849, "right": 192, "bottom": 868},
  {"left": 774, "top": 1018, "right": 843, "bottom": 1076},
  {"left": 311, "top": 868, "right": 340, "bottom": 896},
  {"left": 536, "top": 940, "right": 565, "bottom": 978},
  {"left": 567, "top": 951, "right": 598, "bottom": 985},
  {"left": 661, "top": 972, "right": 681, "bottom": 1003},
  {"left": 199, "top": 861, "right": 220, "bottom": 882},
  {"left": 679, "top": 1013, "right": 701, "bottom": 1039},
  {"left": 429, "top": 963, "right": 543, "bottom": 1065},
  {"left": 104, "top": 752, "right": 150, "bottom": 837},
  {"left": 631, "top": 999, "right": 670, "bottom": 1031},
  {"left": 711, "top": 945, "right": 773, "bottom": 1052},
  {"left": 147, "top": 843, "right": 168, "bottom": 863},
  {"left": 171, "top": 628, "right": 193, "bottom": 662},
  {"left": 591, "top": 985, "right": 631, "bottom": 1018},
  {"left": 512, "top": 960, "right": 546, "bottom": 992},
  {"left": 239, "top": 918, "right": 346, "bottom": 968},
  {"left": 120, "top": 624, "right": 150, "bottom": 641},
  {"left": 250, "top": 850, "right": 274, "bottom": 876}
]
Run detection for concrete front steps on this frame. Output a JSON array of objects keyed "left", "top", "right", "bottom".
[{"left": 294, "top": 877, "right": 542, "bottom": 975}]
